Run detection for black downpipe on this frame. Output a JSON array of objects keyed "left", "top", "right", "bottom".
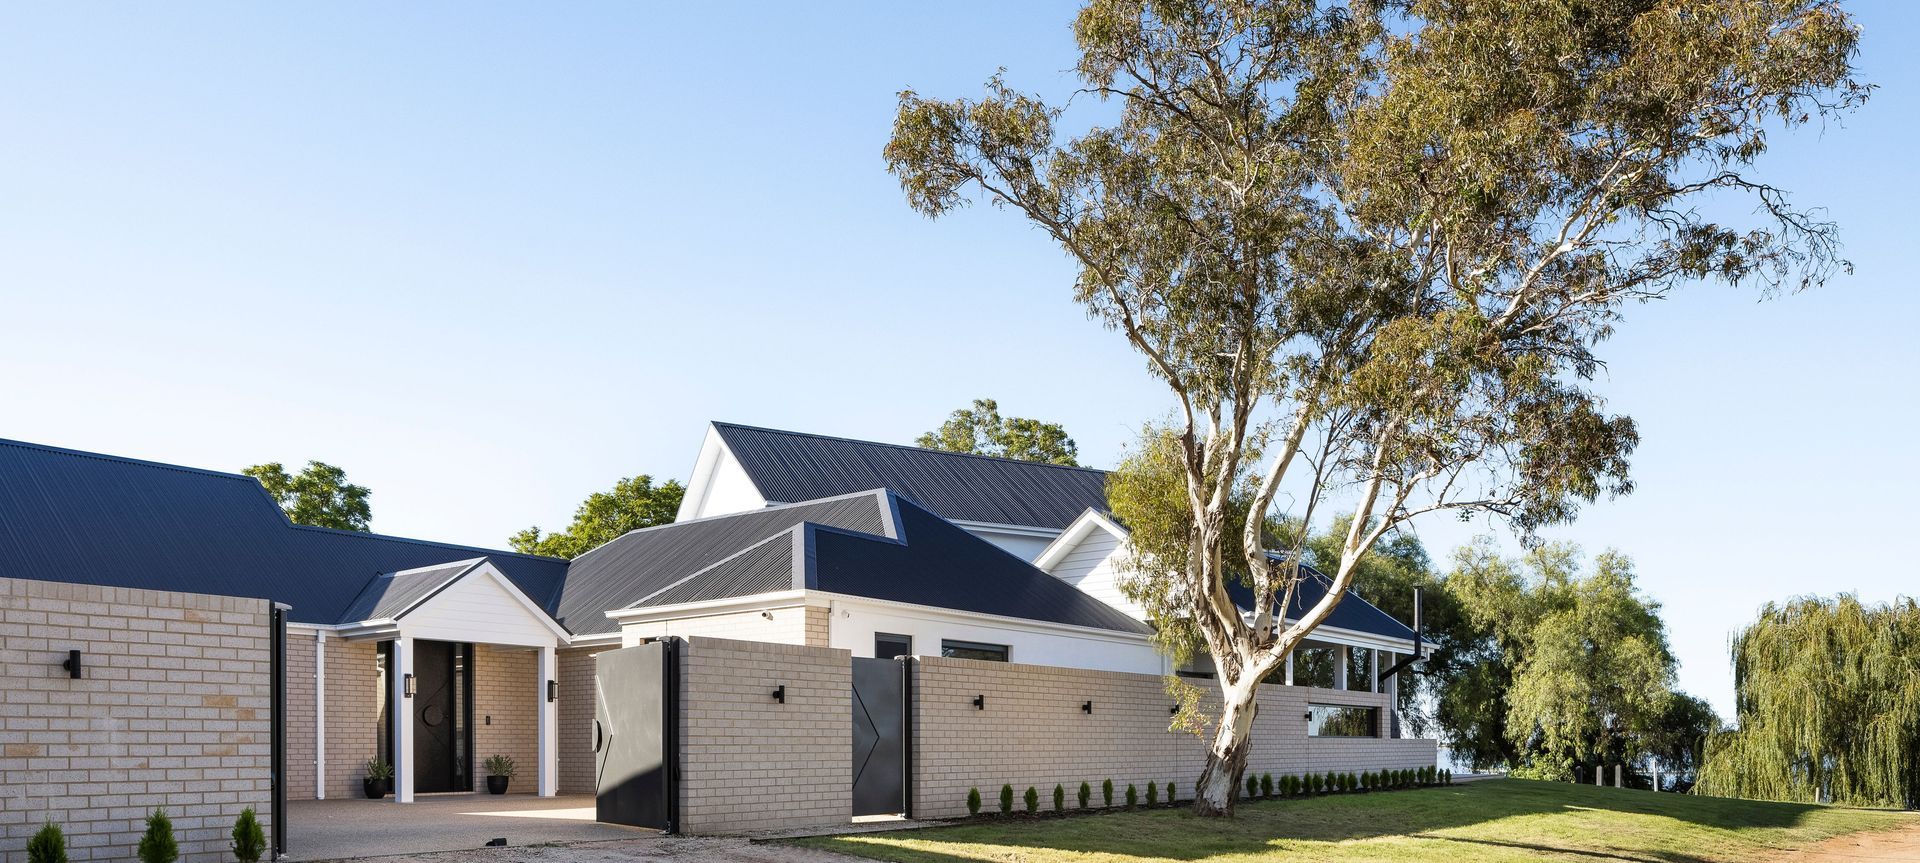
[
  {"left": 663, "top": 637, "right": 681, "bottom": 835},
  {"left": 1377, "top": 587, "right": 1424, "bottom": 683},
  {"left": 269, "top": 603, "right": 288, "bottom": 860}
]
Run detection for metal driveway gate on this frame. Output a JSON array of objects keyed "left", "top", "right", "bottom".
[
  {"left": 850, "top": 657, "right": 907, "bottom": 816},
  {"left": 594, "top": 640, "right": 678, "bottom": 832}
]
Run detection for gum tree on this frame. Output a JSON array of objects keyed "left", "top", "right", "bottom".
[{"left": 886, "top": 0, "right": 1863, "bottom": 815}]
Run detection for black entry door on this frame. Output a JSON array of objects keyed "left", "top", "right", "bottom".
[
  {"left": 595, "top": 641, "right": 674, "bottom": 830},
  {"left": 851, "top": 657, "right": 906, "bottom": 816},
  {"left": 412, "top": 641, "right": 471, "bottom": 793}
]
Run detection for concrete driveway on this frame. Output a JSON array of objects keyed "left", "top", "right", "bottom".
[{"left": 285, "top": 794, "right": 656, "bottom": 861}]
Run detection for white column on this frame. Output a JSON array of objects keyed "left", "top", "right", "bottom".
[
  {"left": 1283, "top": 650, "right": 1294, "bottom": 686},
  {"left": 1334, "top": 645, "right": 1348, "bottom": 691},
  {"left": 537, "top": 644, "right": 558, "bottom": 797},
  {"left": 394, "top": 636, "right": 415, "bottom": 803},
  {"left": 1368, "top": 648, "right": 1378, "bottom": 693},
  {"left": 315, "top": 630, "right": 326, "bottom": 800}
]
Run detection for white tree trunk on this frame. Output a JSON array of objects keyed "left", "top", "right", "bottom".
[{"left": 1193, "top": 677, "right": 1260, "bottom": 816}]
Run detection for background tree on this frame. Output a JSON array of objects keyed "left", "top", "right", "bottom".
[
  {"left": 888, "top": 0, "right": 1860, "bottom": 814},
  {"left": 1697, "top": 596, "right": 1920, "bottom": 808},
  {"left": 510, "top": 474, "right": 684, "bottom": 559},
  {"left": 917, "top": 398, "right": 1080, "bottom": 465},
  {"left": 243, "top": 461, "right": 371, "bottom": 531}
]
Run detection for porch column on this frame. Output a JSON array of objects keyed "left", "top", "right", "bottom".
[
  {"left": 537, "top": 644, "right": 557, "bottom": 797},
  {"left": 1334, "top": 645, "right": 1348, "bottom": 690},
  {"left": 393, "top": 636, "right": 415, "bottom": 803},
  {"left": 1283, "top": 649, "right": 1294, "bottom": 686}
]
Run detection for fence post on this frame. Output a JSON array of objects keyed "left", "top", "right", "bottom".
[{"left": 1614, "top": 765, "right": 1621, "bottom": 788}]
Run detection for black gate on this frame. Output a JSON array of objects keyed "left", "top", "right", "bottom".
[
  {"left": 851, "top": 657, "right": 907, "bottom": 816},
  {"left": 594, "top": 640, "right": 677, "bottom": 832}
]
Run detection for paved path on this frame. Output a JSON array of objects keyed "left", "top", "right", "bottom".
[
  {"left": 1768, "top": 821, "right": 1920, "bottom": 862},
  {"left": 286, "top": 794, "right": 654, "bottom": 861},
  {"left": 308, "top": 836, "right": 865, "bottom": 863}
]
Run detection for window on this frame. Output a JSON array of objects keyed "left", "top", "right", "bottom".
[
  {"left": 874, "top": 632, "right": 913, "bottom": 660},
  {"left": 1293, "top": 646, "right": 1336, "bottom": 688},
  {"left": 1345, "top": 646, "right": 1373, "bottom": 692},
  {"left": 940, "top": 639, "right": 1009, "bottom": 662},
  {"left": 1307, "top": 704, "right": 1379, "bottom": 738}
]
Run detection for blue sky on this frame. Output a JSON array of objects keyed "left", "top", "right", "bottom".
[{"left": 2, "top": 2, "right": 1913, "bottom": 716}]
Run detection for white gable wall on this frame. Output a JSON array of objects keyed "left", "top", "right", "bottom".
[
  {"left": 1044, "top": 526, "right": 1147, "bottom": 621},
  {"left": 824, "top": 594, "right": 1166, "bottom": 675},
  {"left": 677, "top": 426, "right": 771, "bottom": 521},
  {"left": 401, "top": 571, "right": 559, "bottom": 647},
  {"left": 963, "top": 526, "right": 1057, "bottom": 562}
]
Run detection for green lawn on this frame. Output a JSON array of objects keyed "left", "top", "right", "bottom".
[{"left": 792, "top": 779, "right": 1915, "bottom": 863}]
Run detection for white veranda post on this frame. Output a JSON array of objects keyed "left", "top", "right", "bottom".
[
  {"left": 393, "top": 636, "right": 415, "bottom": 803},
  {"left": 538, "top": 645, "right": 558, "bottom": 797}
]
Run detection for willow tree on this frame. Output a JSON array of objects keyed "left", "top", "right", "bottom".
[
  {"left": 886, "top": 0, "right": 1863, "bottom": 815},
  {"left": 1697, "top": 596, "right": 1920, "bottom": 809}
]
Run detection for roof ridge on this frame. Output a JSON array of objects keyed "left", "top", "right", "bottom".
[
  {"left": 287, "top": 522, "right": 565, "bottom": 564},
  {"left": 0, "top": 437, "right": 267, "bottom": 484},
  {"left": 712, "top": 421, "right": 1111, "bottom": 475},
  {"left": 566, "top": 488, "right": 893, "bottom": 563}
]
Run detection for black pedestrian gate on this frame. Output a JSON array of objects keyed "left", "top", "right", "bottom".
[
  {"left": 594, "top": 640, "right": 677, "bottom": 832},
  {"left": 851, "top": 657, "right": 908, "bottom": 816}
]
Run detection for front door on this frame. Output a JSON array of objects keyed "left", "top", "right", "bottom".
[
  {"left": 595, "top": 641, "right": 674, "bottom": 830},
  {"left": 411, "top": 641, "right": 472, "bottom": 793},
  {"left": 850, "top": 657, "right": 906, "bottom": 816}
]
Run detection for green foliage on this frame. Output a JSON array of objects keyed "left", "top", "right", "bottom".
[
  {"left": 1146, "top": 780, "right": 1158, "bottom": 805},
  {"left": 917, "top": 398, "right": 1079, "bottom": 466},
  {"left": 1053, "top": 783, "right": 1065, "bottom": 811},
  {"left": 1325, "top": 772, "right": 1337, "bottom": 794},
  {"left": 138, "top": 809, "right": 177, "bottom": 863},
  {"left": 1077, "top": 781, "right": 1091, "bottom": 809},
  {"left": 1698, "top": 596, "right": 1920, "bottom": 808},
  {"left": 1260, "top": 773, "right": 1272, "bottom": 798},
  {"left": 244, "top": 461, "right": 370, "bottom": 531},
  {"left": 1246, "top": 774, "right": 1259, "bottom": 799},
  {"left": 363, "top": 757, "right": 392, "bottom": 780},
  {"left": 1023, "top": 786, "right": 1039, "bottom": 814},
  {"left": 27, "top": 822, "right": 65, "bottom": 863},
  {"left": 511, "top": 474, "right": 684, "bottom": 559},
  {"left": 1362, "top": 771, "right": 1375, "bottom": 791},
  {"left": 966, "top": 787, "right": 981, "bottom": 816},
  {"left": 886, "top": 0, "right": 1862, "bottom": 812},
  {"left": 231, "top": 807, "right": 265, "bottom": 863},
  {"left": 1166, "top": 781, "right": 1177, "bottom": 802},
  {"left": 1101, "top": 778, "right": 1113, "bottom": 807},
  {"left": 484, "top": 754, "right": 515, "bottom": 778},
  {"left": 1125, "top": 783, "right": 1138, "bottom": 808},
  {"left": 999, "top": 784, "right": 1014, "bottom": 814}
]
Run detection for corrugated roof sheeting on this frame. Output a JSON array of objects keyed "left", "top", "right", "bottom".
[
  {"left": 713, "top": 423, "right": 1110, "bottom": 530},
  {"left": 552, "top": 491, "right": 889, "bottom": 634},
  {"left": 632, "top": 529, "right": 799, "bottom": 608},
  {"left": 0, "top": 439, "right": 569, "bottom": 625},
  {"left": 338, "top": 558, "right": 485, "bottom": 622}
]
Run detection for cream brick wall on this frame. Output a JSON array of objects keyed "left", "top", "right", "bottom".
[
  {"left": 678, "top": 637, "right": 850, "bottom": 834},
  {"left": 473, "top": 644, "right": 538, "bottom": 789},
  {"left": 282, "top": 631, "right": 382, "bottom": 801},
  {"left": 557, "top": 645, "right": 604, "bottom": 794},
  {"left": 0, "top": 577, "right": 273, "bottom": 862},
  {"left": 911, "top": 655, "right": 1434, "bottom": 819},
  {"left": 285, "top": 631, "right": 317, "bottom": 801}
]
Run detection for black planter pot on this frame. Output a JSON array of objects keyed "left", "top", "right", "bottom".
[
  {"left": 486, "top": 775, "right": 510, "bottom": 795},
  {"left": 363, "top": 777, "right": 388, "bottom": 800}
]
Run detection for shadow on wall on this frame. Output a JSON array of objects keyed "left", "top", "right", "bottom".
[{"left": 809, "top": 780, "right": 1842, "bottom": 863}]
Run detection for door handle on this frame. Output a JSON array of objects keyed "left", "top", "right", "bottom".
[{"left": 592, "top": 719, "right": 605, "bottom": 753}]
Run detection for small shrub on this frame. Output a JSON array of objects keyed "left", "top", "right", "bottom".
[
  {"left": 966, "top": 787, "right": 981, "bottom": 816},
  {"left": 1125, "top": 783, "right": 1138, "bottom": 808},
  {"left": 1445, "top": 769, "right": 1455, "bottom": 785},
  {"left": 1023, "top": 786, "right": 1039, "bottom": 814},
  {"left": 1284, "top": 774, "right": 1298, "bottom": 796},
  {"left": 231, "top": 807, "right": 266, "bottom": 863},
  {"left": 28, "top": 822, "right": 65, "bottom": 863},
  {"left": 999, "top": 784, "right": 1014, "bottom": 815},
  {"left": 1324, "top": 771, "right": 1337, "bottom": 793},
  {"left": 1246, "top": 774, "right": 1259, "bottom": 799},
  {"left": 1146, "top": 780, "right": 1158, "bottom": 805},
  {"left": 363, "top": 757, "right": 393, "bottom": 780},
  {"left": 1260, "top": 772, "right": 1273, "bottom": 798},
  {"left": 484, "top": 754, "right": 515, "bottom": 778},
  {"left": 1078, "top": 781, "right": 1091, "bottom": 808},
  {"left": 138, "top": 810, "right": 177, "bottom": 863},
  {"left": 1166, "top": 781, "right": 1178, "bottom": 802},
  {"left": 1360, "top": 771, "right": 1372, "bottom": 790},
  {"left": 1053, "top": 783, "right": 1065, "bottom": 811},
  {"left": 1347, "top": 772, "right": 1358, "bottom": 792},
  {"left": 1102, "top": 778, "right": 1114, "bottom": 807},
  {"left": 1336, "top": 773, "right": 1348, "bottom": 793}
]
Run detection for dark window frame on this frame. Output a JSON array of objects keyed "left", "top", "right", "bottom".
[
  {"left": 940, "top": 639, "right": 1010, "bottom": 662},
  {"left": 874, "top": 632, "right": 914, "bottom": 660},
  {"left": 1306, "top": 703, "right": 1379, "bottom": 738}
]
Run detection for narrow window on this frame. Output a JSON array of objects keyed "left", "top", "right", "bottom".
[
  {"left": 940, "top": 639, "right": 1009, "bottom": 662},
  {"left": 1294, "top": 646, "right": 1337, "bottom": 688},
  {"left": 1306, "top": 704, "right": 1379, "bottom": 738},
  {"left": 1345, "top": 646, "right": 1373, "bottom": 692},
  {"left": 874, "top": 632, "right": 913, "bottom": 659}
]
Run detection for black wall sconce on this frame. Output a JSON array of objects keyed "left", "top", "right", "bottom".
[
  {"left": 1081, "top": 700, "right": 1093, "bottom": 714},
  {"left": 403, "top": 673, "right": 416, "bottom": 698},
  {"left": 61, "top": 649, "right": 82, "bottom": 679},
  {"left": 1170, "top": 705, "right": 1179, "bottom": 715},
  {"left": 772, "top": 684, "right": 786, "bottom": 704},
  {"left": 547, "top": 680, "right": 559, "bottom": 703},
  {"left": 1303, "top": 711, "right": 1313, "bottom": 721},
  {"left": 972, "top": 694, "right": 985, "bottom": 710}
]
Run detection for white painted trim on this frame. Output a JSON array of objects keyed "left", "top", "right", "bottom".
[
  {"left": 537, "top": 645, "right": 557, "bottom": 797},
  {"left": 314, "top": 629, "right": 326, "bottom": 800},
  {"left": 947, "top": 518, "right": 1063, "bottom": 540},
  {"left": 605, "top": 590, "right": 810, "bottom": 623},
  {"left": 393, "top": 636, "right": 415, "bottom": 804},
  {"left": 1031, "top": 509, "right": 1128, "bottom": 572},
  {"left": 807, "top": 591, "right": 1154, "bottom": 647},
  {"left": 336, "top": 560, "right": 569, "bottom": 646}
]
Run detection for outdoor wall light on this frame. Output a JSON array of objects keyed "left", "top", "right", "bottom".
[
  {"left": 1171, "top": 705, "right": 1179, "bottom": 715},
  {"left": 1082, "top": 700, "right": 1093, "bottom": 714},
  {"left": 61, "top": 649, "right": 82, "bottom": 679},
  {"left": 972, "top": 695, "right": 985, "bottom": 710},
  {"left": 1303, "top": 711, "right": 1313, "bottom": 722},
  {"left": 547, "top": 680, "right": 559, "bottom": 703},
  {"left": 403, "top": 673, "right": 416, "bottom": 698},
  {"left": 772, "top": 684, "right": 786, "bottom": 704}
]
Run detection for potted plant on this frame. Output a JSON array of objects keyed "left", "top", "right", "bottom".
[
  {"left": 485, "top": 754, "right": 516, "bottom": 794},
  {"left": 363, "top": 758, "right": 393, "bottom": 799}
]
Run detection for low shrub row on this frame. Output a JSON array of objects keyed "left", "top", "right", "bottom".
[
  {"left": 25, "top": 807, "right": 267, "bottom": 863},
  {"left": 963, "top": 767, "right": 1451, "bottom": 816}
]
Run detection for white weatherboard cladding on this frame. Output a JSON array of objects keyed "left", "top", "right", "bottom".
[
  {"left": 1042, "top": 526, "right": 1146, "bottom": 620},
  {"left": 968, "top": 528, "right": 1055, "bottom": 562},
  {"left": 401, "top": 571, "right": 559, "bottom": 647},
  {"left": 826, "top": 596, "right": 1166, "bottom": 675},
  {"left": 678, "top": 427, "right": 773, "bottom": 520}
]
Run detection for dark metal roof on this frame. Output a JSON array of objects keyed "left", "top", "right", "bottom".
[
  {"left": 0, "top": 439, "right": 570, "bottom": 626},
  {"left": 338, "top": 558, "right": 486, "bottom": 622},
  {"left": 552, "top": 491, "right": 891, "bottom": 635},
  {"left": 630, "top": 530, "right": 800, "bottom": 608},
  {"left": 712, "top": 422, "right": 1110, "bottom": 530},
  {"left": 1221, "top": 554, "right": 1416, "bottom": 643}
]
